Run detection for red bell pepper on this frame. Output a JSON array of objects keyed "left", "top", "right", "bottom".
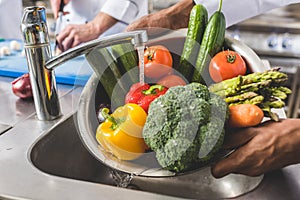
[{"left": 125, "top": 83, "right": 168, "bottom": 113}]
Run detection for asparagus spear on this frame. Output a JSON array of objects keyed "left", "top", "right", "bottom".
[
  {"left": 228, "top": 95, "right": 264, "bottom": 106},
  {"left": 209, "top": 68, "right": 291, "bottom": 121},
  {"left": 209, "top": 69, "right": 288, "bottom": 95},
  {"left": 225, "top": 91, "right": 258, "bottom": 104}
]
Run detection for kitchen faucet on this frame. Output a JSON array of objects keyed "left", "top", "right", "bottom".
[{"left": 21, "top": 6, "right": 148, "bottom": 120}]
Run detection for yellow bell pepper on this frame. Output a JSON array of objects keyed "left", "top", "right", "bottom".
[{"left": 96, "top": 103, "right": 149, "bottom": 160}]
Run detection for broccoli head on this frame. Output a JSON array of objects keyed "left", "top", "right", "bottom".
[{"left": 142, "top": 82, "right": 227, "bottom": 173}]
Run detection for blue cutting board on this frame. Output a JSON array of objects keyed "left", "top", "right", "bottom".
[{"left": 0, "top": 39, "right": 93, "bottom": 86}]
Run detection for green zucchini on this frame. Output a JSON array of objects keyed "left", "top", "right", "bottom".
[
  {"left": 111, "top": 43, "right": 139, "bottom": 87},
  {"left": 176, "top": 4, "right": 208, "bottom": 81},
  {"left": 192, "top": 0, "right": 226, "bottom": 84},
  {"left": 86, "top": 47, "right": 127, "bottom": 108}
]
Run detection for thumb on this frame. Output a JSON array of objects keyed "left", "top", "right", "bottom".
[
  {"left": 211, "top": 159, "right": 232, "bottom": 178},
  {"left": 211, "top": 150, "right": 243, "bottom": 178}
]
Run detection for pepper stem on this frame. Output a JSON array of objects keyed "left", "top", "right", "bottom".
[
  {"left": 143, "top": 85, "right": 164, "bottom": 95},
  {"left": 101, "top": 108, "right": 118, "bottom": 129}
]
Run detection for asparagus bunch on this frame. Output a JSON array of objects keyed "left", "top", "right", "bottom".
[{"left": 209, "top": 68, "right": 292, "bottom": 121}]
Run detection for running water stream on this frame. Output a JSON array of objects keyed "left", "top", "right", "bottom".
[
  {"left": 108, "top": 44, "right": 145, "bottom": 188},
  {"left": 136, "top": 45, "right": 145, "bottom": 84}
]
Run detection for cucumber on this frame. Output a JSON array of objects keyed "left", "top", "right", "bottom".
[
  {"left": 86, "top": 47, "right": 127, "bottom": 108},
  {"left": 192, "top": 0, "right": 226, "bottom": 84},
  {"left": 111, "top": 43, "right": 139, "bottom": 87},
  {"left": 176, "top": 4, "right": 208, "bottom": 81}
]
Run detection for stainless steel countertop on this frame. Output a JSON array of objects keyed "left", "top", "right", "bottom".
[
  {"left": 0, "top": 75, "right": 300, "bottom": 199},
  {"left": 0, "top": 76, "right": 178, "bottom": 200}
]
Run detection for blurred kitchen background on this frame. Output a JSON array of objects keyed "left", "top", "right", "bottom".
[{"left": 21, "top": 0, "right": 300, "bottom": 118}]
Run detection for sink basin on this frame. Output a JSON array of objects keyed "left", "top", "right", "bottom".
[
  {"left": 30, "top": 113, "right": 263, "bottom": 199},
  {"left": 30, "top": 114, "right": 115, "bottom": 186},
  {"left": 30, "top": 29, "right": 267, "bottom": 199}
]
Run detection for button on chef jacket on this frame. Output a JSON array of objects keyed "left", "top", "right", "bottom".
[
  {"left": 194, "top": 0, "right": 300, "bottom": 27},
  {"left": 62, "top": 0, "right": 148, "bottom": 37}
]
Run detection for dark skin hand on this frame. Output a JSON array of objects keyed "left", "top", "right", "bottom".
[
  {"left": 212, "top": 118, "right": 300, "bottom": 178},
  {"left": 126, "top": 0, "right": 195, "bottom": 31}
]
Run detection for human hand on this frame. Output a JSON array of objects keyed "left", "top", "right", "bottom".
[
  {"left": 56, "top": 22, "right": 99, "bottom": 51},
  {"left": 126, "top": 0, "right": 194, "bottom": 31},
  {"left": 56, "top": 12, "right": 118, "bottom": 51},
  {"left": 212, "top": 119, "right": 300, "bottom": 178},
  {"left": 50, "top": 0, "right": 70, "bottom": 18}
]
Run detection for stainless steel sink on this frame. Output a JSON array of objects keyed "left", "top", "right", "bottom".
[
  {"left": 30, "top": 115, "right": 116, "bottom": 186},
  {"left": 28, "top": 29, "right": 268, "bottom": 199},
  {"left": 29, "top": 112, "right": 264, "bottom": 199},
  {"left": 1, "top": 29, "right": 300, "bottom": 200}
]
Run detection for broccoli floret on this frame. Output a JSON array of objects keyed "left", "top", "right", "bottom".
[
  {"left": 209, "top": 92, "right": 229, "bottom": 122},
  {"left": 143, "top": 83, "right": 227, "bottom": 173},
  {"left": 156, "top": 138, "right": 200, "bottom": 172},
  {"left": 198, "top": 118, "right": 225, "bottom": 162}
]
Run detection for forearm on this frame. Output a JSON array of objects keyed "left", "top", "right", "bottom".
[
  {"left": 165, "top": 0, "right": 195, "bottom": 29},
  {"left": 89, "top": 12, "right": 118, "bottom": 37},
  {"left": 280, "top": 119, "right": 300, "bottom": 165},
  {"left": 194, "top": 0, "right": 300, "bottom": 27},
  {"left": 126, "top": 0, "right": 194, "bottom": 31}
]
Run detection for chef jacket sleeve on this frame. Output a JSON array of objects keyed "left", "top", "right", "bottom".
[
  {"left": 193, "top": 0, "right": 300, "bottom": 27},
  {"left": 101, "top": 0, "right": 148, "bottom": 24}
]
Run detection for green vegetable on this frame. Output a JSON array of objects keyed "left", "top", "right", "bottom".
[
  {"left": 86, "top": 48, "right": 127, "bottom": 108},
  {"left": 192, "top": 0, "right": 226, "bottom": 84},
  {"left": 142, "top": 83, "right": 227, "bottom": 173},
  {"left": 209, "top": 68, "right": 289, "bottom": 96},
  {"left": 111, "top": 43, "right": 139, "bottom": 86},
  {"left": 209, "top": 68, "right": 292, "bottom": 121},
  {"left": 176, "top": 4, "right": 208, "bottom": 81}
]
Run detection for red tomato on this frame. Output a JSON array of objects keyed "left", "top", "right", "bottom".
[
  {"left": 157, "top": 74, "right": 186, "bottom": 88},
  {"left": 209, "top": 50, "right": 247, "bottom": 82},
  {"left": 143, "top": 45, "right": 173, "bottom": 79}
]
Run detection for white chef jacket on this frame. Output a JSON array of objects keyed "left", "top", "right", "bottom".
[
  {"left": 62, "top": 0, "right": 148, "bottom": 37},
  {"left": 194, "top": 0, "right": 300, "bottom": 27},
  {"left": 0, "top": 0, "right": 22, "bottom": 39}
]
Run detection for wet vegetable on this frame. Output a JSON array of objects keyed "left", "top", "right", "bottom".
[
  {"left": 209, "top": 50, "right": 247, "bottom": 82},
  {"left": 157, "top": 74, "right": 187, "bottom": 88},
  {"left": 144, "top": 45, "right": 173, "bottom": 79},
  {"left": 96, "top": 104, "right": 149, "bottom": 160},
  {"left": 125, "top": 83, "right": 168, "bottom": 113},
  {"left": 143, "top": 83, "right": 228, "bottom": 172},
  {"left": 228, "top": 104, "right": 264, "bottom": 128}
]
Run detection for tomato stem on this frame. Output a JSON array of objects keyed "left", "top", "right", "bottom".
[
  {"left": 147, "top": 48, "right": 155, "bottom": 61},
  {"left": 226, "top": 51, "right": 236, "bottom": 64}
]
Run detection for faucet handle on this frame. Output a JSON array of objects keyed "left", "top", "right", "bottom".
[{"left": 21, "top": 6, "right": 50, "bottom": 46}]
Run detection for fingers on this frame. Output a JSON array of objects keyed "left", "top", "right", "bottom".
[
  {"left": 211, "top": 147, "right": 247, "bottom": 178},
  {"left": 222, "top": 127, "right": 258, "bottom": 149},
  {"left": 56, "top": 26, "right": 77, "bottom": 51}
]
